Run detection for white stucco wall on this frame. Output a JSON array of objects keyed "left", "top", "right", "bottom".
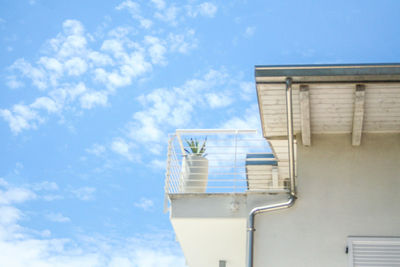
[
  {"left": 254, "top": 134, "right": 400, "bottom": 267},
  {"left": 171, "top": 218, "right": 247, "bottom": 267}
]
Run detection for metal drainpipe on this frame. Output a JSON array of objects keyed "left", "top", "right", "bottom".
[{"left": 247, "top": 77, "right": 297, "bottom": 267}]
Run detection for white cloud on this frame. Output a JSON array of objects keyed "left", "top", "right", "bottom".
[
  {"left": 38, "top": 57, "right": 63, "bottom": 75},
  {"left": 30, "top": 97, "right": 59, "bottom": 113},
  {"left": 71, "top": 187, "right": 96, "bottom": 201},
  {"left": 106, "top": 67, "right": 260, "bottom": 165},
  {"left": 151, "top": 0, "right": 166, "bottom": 10},
  {"left": 205, "top": 92, "right": 233, "bottom": 108},
  {"left": 108, "top": 69, "right": 235, "bottom": 159},
  {"left": 11, "top": 59, "right": 47, "bottom": 90},
  {"left": 13, "top": 162, "right": 24, "bottom": 175},
  {"left": 52, "top": 20, "right": 88, "bottom": 59},
  {"left": 79, "top": 91, "right": 108, "bottom": 109},
  {"left": 68, "top": 82, "right": 87, "bottom": 100},
  {"left": 31, "top": 181, "right": 59, "bottom": 191},
  {"left": 240, "top": 81, "right": 255, "bottom": 101},
  {"left": 42, "top": 194, "right": 64, "bottom": 201},
  {"left": 0, "top": 177, "right": 186, "bottom": 267},
  {"left": 94, "top": 68, "right": 131, "bottom": 89},
  {"left": 168, "top": 29, "right": 197, "bottom": 54},
  {"left": 6, "top": 75, "right": 24, "bottom": 89},
  {"left": 0, "top": 230, "right": 186, "bottom": 267},
  {"left": 244, "top": 26, "right": 256, "bottom": 38},
  {"left": 220, "top": 104, "right": 261, "bottom": 131},
  {"left": 2, "top": 9, "right": 205, "bottom": 134},
  {"left": 46, "top": 212, "right": 71, "bottom": 223},
  {"left": 99, "top": 37, "right": 152, "bottom": 89},
  {"left": 129, "top": 113, "right": 164, "bottom": 145},
  {"left": 198, "top": 2, "right": 218, "bottom": 17},
  {"left": 111, "top": 138, "right": 136, "bottom": 161},
  {"left": 134, "top": 197, "right": 154, "bottom": 211},
  {"left": 154, "top": 6, "right": 179, "bottom": 25},
  {"left": 0, "top": 104, "right": 42, "bottom": 134},
  {"left": 0, "top": 206, "right": 22, "bottom": 225},
  {"left": 88, "top": 51, "right": 113, "bottom": 66},
  {"left": 86, "top": 144, "right": 106, "bottom": 156},
  {"left": 2, "top": 19, "right": 95, "bottom": 133},
  {"left": 145, "top": 36, "right": 167, "bottom": 65},
  {"left": 149, "top": 159, "right": 166, "bottom": 170},
  {"left": 0, "top": 187, "right": 36, "bottom": 205},
  {"left": 65, "top": 57, "right": 88, "bottom": 76},
  {"left": 0, "top": 182, "right": 35, "bottom": 226},
  {"left": 187, "top": 2, "right": 218, "bottom": 18},
  {"left": 63, "top": 19, "right": 84, "bottom": 36},
  {"left": 101, "top": 39, "right": 125, "bottom": 56},
  {"left": 116, "top": 0, "right": 153, "bottom": 29},
  {"left": 0, "top": 179, "right": 8, "bottom": 187}
]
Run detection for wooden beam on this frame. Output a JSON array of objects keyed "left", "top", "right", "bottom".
[
  {"left": 352, "top": 84, "right": 366, "bottom": 146},
  {"left": 299, "top": 85, "right": 311, "bottom": 146}
]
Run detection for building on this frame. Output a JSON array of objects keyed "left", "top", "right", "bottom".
[{"left": 164, "top": 64, "right": 400, "bottom": 267}]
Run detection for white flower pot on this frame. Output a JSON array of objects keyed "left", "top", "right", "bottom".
[{"left": 180, "top": 155, "right": 209, "bottom": 193}]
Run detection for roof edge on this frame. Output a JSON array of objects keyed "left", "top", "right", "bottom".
[{"left": 255, "top": 63, "right": 400, "bottom": 83}]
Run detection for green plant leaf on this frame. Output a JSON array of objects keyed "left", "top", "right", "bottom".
[{"left": 184, "top": 137, "right": 207, "bottom": 156}]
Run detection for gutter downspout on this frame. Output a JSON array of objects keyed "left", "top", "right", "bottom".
[{"left": 247, "top": 78, "right": 297, "bottom": 267}]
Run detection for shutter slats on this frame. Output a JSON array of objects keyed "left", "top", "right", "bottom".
[{"left": 348, "top": 237, "right": 400, "bottom": 267}]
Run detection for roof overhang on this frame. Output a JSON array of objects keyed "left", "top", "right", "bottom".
[
  {"left": 255, "top": 64, "right": 400, "bottom": 145},
  {"left": 255, "top": 63, "right": 400, "bottom": 83}
]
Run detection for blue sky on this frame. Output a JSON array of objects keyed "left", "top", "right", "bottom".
[{"left": 1, "top": 0, "right": 400, "bottom": 266}]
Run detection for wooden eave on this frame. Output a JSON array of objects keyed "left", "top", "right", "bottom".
[{"left": 255, "top": 64, "right": 400, "bottom": 146}]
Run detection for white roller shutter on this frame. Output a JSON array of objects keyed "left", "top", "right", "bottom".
[{"left": 348, "top": 236, "right": 400, "bottom": 267}]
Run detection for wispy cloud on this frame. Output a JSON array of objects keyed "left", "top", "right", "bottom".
[
  {"left": 111, "top": 138, "right": 137, "bottom": 161},
  {"left": 0, "top": 187, "right": 36, "bottom": 205},
  {"left": 220, "top": 104, "right": 261, "bottom": 131},
  {"left": 71, "top": 187, "right": 96, "bottom": 201},
  {"left": 154, "top": 5, "right": 180, "bottom": 25},
  {"left": 2, "top": 0, "right": 219, "bottom": 135},
  {"left": 6, "top": 75, "right": 23, "bottom": 89},
  {"left": 116, "top": 0, "right": 153, "bottom": 29},
  {"left": 134, "top": 197, "right": 154, "bottom": 211},
  {"left": 45, "top": 212, "right": 71, "bottom": 223},
  {"left": 105, "top": 68, "right": 255, "bottom": 161},
  {"left": 168, "top": 29, "right": 197, "bottom": 54},
  {"left": 151, "top": 0, "right": 166, "bottom": 10},
  {"left": 29, "top": 181, "right": 63, "bottom": 201},
  {"left": 86, "top": 144, "right": 106, "bottom": 156},
  {"left": 240, "top": 81, "right": 255, "bottom": 101},
  {"left": 197, "top": 2, "right": 218, "bottom": 17},
  {"left": 131, "top": 69, "right": 229, "bottom": 142},
  {"left": 0, "top": 104, "right": 43, "bottom": 134},
  {"left": 0, "top": 205, "right": 22, "bottom": 225},
  {"left": 31, "top": 181, "right": 59, "bottom": 191},
  {"left": 0, "top": 177, "right": 185, "bottom": 267},
  {"left": 244, "top": 26, "right": 256, "bottom": 38},
  {"left": 187, "top": 2, "right": 218, "bottom": 18},
  {"left": 1, "top": 20, "right": 109, "bottom": 134}
]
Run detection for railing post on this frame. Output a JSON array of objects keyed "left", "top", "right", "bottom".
[
  {"left": 164, "top": 134, "right": 174, "bottom": 212},
  {"left": 233, "top": 130, "right": 238, "bottom": 192}
]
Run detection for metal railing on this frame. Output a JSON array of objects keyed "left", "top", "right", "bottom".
[{"left": 164, "top": 129, "right": 291, "bottom": 194}]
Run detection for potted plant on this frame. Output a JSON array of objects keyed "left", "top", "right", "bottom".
[{"left": 180, "top": 138, "right": 209, "bottom": 193}]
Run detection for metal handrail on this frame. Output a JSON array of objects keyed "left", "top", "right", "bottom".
[{"left": 164, "top": 129, "right": 291, "bottom": 195}]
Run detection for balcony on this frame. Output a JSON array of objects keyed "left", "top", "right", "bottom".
[
  {"left": 165, "top": 129, "right": 294, "bottom": 196},
  {"left": 164, "top": 129, "right": 296, "bottom": 267}
]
